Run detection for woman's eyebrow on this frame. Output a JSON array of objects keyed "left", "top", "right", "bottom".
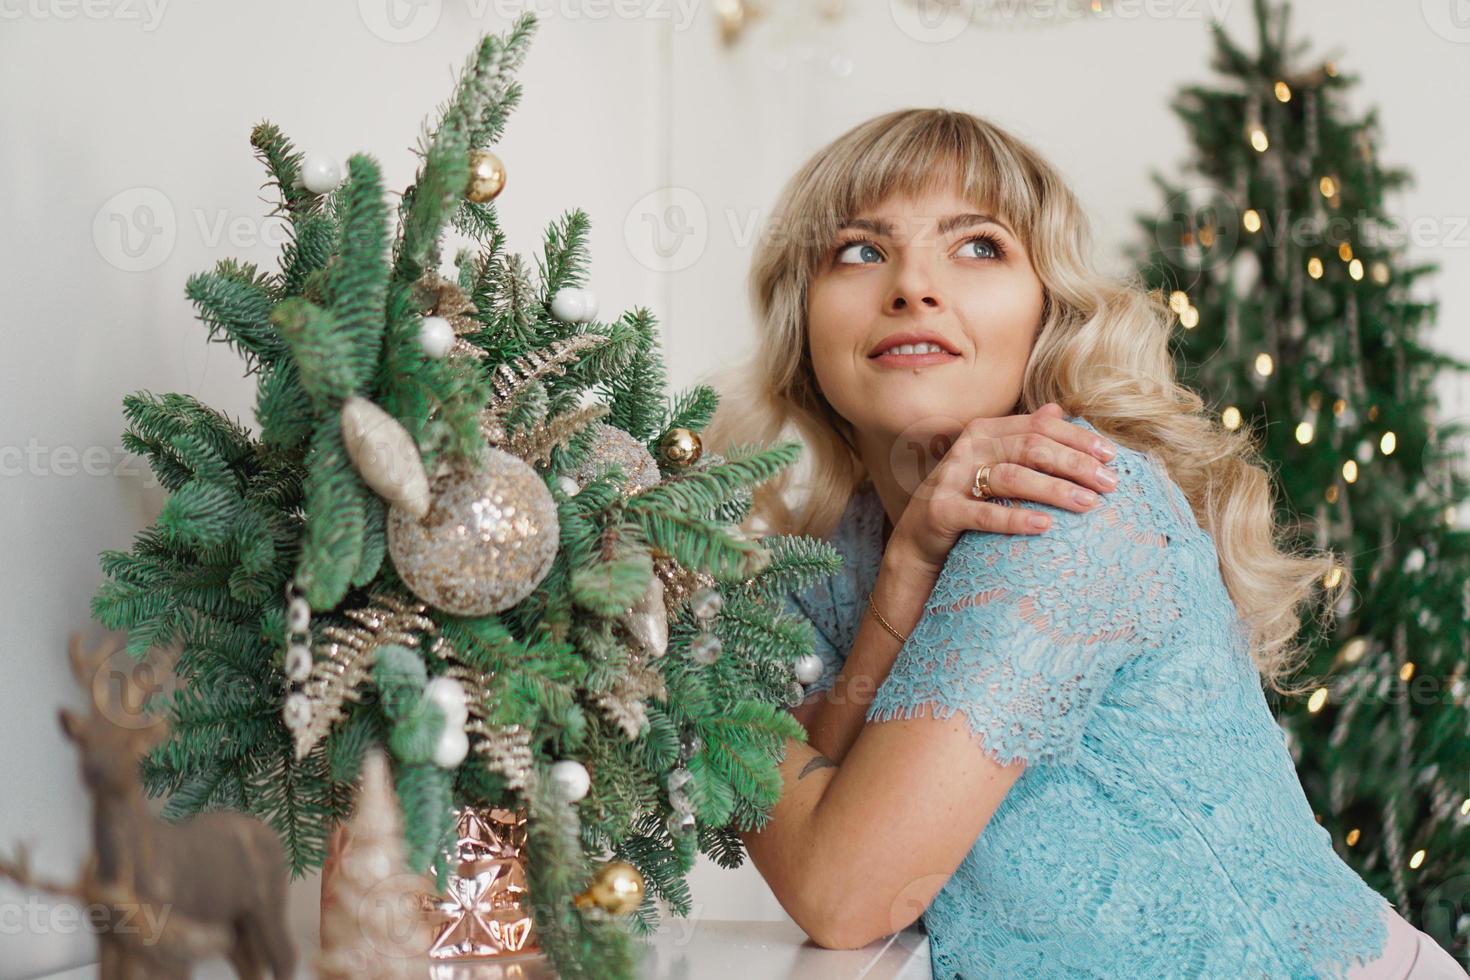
[{"left": 837, "top": 213, "right": 1015, "bottom": 238}]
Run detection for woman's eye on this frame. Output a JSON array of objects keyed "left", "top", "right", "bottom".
[
  {"left": 835, "top": 241, "right": 883, "bottom": 264},
  {"left": 961, "top": 234, "right": 1004, "bottom": 260}
]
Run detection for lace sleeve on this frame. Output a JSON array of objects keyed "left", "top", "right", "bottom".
[{"left": 865, "top": 475, "right": 1183, "bottom": 768}]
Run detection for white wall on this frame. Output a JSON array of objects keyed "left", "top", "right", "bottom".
[{"left": 3, "top": 2, "right": 1466, "bottom": 975}]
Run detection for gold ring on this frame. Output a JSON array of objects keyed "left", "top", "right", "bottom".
[{"left": 971, "top": 462, "right": 994, "bottom": 500}]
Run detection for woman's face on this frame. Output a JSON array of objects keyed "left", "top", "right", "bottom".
[{"left": 806, "top": 182, "right": 1045, "bottom": 457}]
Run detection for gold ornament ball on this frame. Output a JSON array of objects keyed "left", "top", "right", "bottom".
[
  {"left": 658, "top": 428, "right": 702, "bottom": 467},
  {"left": 466, "top": 149, "right": 507, "bottom": 203},
  {"left": 574, "top": 860, "right": 644, "bottom": 916}
]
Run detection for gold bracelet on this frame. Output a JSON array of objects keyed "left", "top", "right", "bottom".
[{"left": 867, "top": 594, "right": 908, "bottom": 644}]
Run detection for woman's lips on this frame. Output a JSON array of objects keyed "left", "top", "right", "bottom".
[{"left": 869, "top": 350, "right": 961, "bottom": 368}]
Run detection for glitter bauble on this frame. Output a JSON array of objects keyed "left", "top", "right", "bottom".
[
  {"left": 571, "top": 423, "right": 661, "bottom": 495},
  {"left": 387, "top": 448, "right": 558, "bottom": 616}
]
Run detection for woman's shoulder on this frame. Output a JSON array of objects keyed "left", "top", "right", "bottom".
[
  {"left": 937, "top": 415, "right": 1190, "bottom": 594},
  {"left": 931, "top": 417, "right": 1190, "bottom": 651},
  {"left": 1049, "top": 414, "right": 1200, "bottom": 541}
]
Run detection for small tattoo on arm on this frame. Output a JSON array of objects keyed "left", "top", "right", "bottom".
[{"left": 799, "top": 755, "right": 837, "bottom": 779}]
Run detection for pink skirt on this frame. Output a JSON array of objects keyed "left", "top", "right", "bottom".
[{"left": 1345, "top": 903, "right": 1468, "bottom": 979}]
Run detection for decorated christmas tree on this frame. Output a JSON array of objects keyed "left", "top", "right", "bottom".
[
  {"left": 1132, "top": 0, "right": 1470, "bottom": 956},
  {"left": 88, "top": 14, "right": 840, "bottom": 977}
]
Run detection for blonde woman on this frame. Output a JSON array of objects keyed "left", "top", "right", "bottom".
[{"left": 708, "top": 109, "right": 1466, "bottom": 979}]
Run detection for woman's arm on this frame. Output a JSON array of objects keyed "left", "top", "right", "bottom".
[
  {"left": 798, "top": 542, "right": 938, "bottom": 764},
  {"left": 739, "top": 672, "right": 1027, "bottom": 949}
]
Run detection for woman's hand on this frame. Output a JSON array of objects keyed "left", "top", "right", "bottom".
[{"left": 885, "top": 403, "right": 1120, "bottom": 578}]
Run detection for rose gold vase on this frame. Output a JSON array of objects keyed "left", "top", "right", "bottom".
[{"left": 322, "top": 806, "right": 542, "bottom": 962}]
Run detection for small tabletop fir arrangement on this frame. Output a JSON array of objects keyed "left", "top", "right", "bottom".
[{"left": 89, "top": 14, "right": 839, "bottom": 977}]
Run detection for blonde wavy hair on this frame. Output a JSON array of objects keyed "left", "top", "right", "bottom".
[{"left": 703, "top": 107, "right": 1342, "bottom": 697}]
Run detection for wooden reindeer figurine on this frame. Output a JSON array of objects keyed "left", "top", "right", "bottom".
[{"left": 53, "top": 631, "right": 297, "bottom": 979}]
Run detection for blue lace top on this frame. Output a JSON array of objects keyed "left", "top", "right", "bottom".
[{"left": 784, "top": 415, "right": 1397, "bottom": 979}]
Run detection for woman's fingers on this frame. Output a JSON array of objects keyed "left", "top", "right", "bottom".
[
  {"left": 964, "top": 403, "right": 1116, "bottom": 463},
  {"left": 1031, "top": 407, "right": 1117, "bottom": 463},
  {"left": 1002, "top": 431, "right": 1118, "bottom": 495},
  {"left": 969, "top": 499, "right": 1054, "bottom": 535},
  {"left": 985, "top": 461, "right": 1101, "bottom": 513}
]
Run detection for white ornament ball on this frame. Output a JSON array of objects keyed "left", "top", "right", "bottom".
[
  {"left": 794, "top": 652, "right": 825, "bottom": 686},
  {"left": 340, "top": 396, "right": 432, "bottom": 519},
  {"left": 550, "top": 287, "right": 597, "bottom": 324},
  {"left": 282, "top": 692, "right": 312, "bottom": 731},
  {"left": 689, "top": 587, "right": 723, "bottom": 622},
  {"left": 287, "top": 596, "right": 311, "bottom": 634},
  {"left": 424, "top": 676, "right": 469, "bottom": 726},
  {"left": 418, "top": 315, "right": 456, "bottom": 359},
  {"left": 284, "top": 643, "right": 313, "bottom": 683},
  {"left": 689, "top": 631, "right": 722, "bottom": 666},
  {"left": 300, "top": 154, "right": 344, "bottom": 195},
  {"left": 549, "top": 759, "right": 591, "bottom": 802},
  {"left": 432, "top": 726, "right": 469, "bottom": 769}
]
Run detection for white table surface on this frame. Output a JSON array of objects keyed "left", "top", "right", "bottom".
[{"left": 35, "top": 916, "right": 931, "bottom": 979}]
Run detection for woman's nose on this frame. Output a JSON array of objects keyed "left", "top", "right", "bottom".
[{"left": 886, "top": 254, "right": 943, "bottom": 312}]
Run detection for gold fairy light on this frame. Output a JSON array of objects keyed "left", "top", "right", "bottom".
[
  {"left": 1399, "top": 662, "right": 1415, "bottom": 682},
  {"left": 1370, "top": 261, "right": 1390, "bottom": 285},
  {"left": 1461, "top": 799, "right": 1470, "bottom": 817},
  {"left": 1324, "top": 565, "right": 1344, "bottom": 589},
  {"left": 1338, "top": 242, "right": 1353, "bottom": 261},
  {"left": 1346, "top": 828, "right": 1361, "bottom": 847},
  {"left": 1274, "top": 80, "right": 1292, "bottom": 102},
  {"left": 1254, "top": 352, "right": 1274, "bottom": 377},
  {"left": 1295, "top": 421, "right": 1314, "bottom": 444},
  {"left": 1319, "top": 175, "right": 1337, "bottom": 198},
  {"left": 1380, "top": 431, "right": 1397, "bottom": 455},
  {"left": 1348, "top": 259, "right": 1364, "bottom": 281},
  {"left": 1340, "top": 636, "right": 1367, "bottom": 663},
  {"left": 1326, "top": 485, "right": 1340, "bottom": 504},
  {"left": 1409, "top": 850, "right": 1426, "bottom": 870},
  {"left": 1169, "top": 290, "right": 1190, "bottom": 314},
  {"left": 1332, "top": 398, "right": 1346, "bottom": 416},
  {"left": 1242, "top": 209, "right": 1261, "bottom": 233},
  {"left": 1249, "top": 127, "right": 1269, "bottom": 152},
  {"left": 1307, "top": 687, "right": 1328, "bottom": 712},
  {"left": 1180, "top": 305, "right": 1199, "bottom": 329},
  {"left": 1222, "top": 406, "right": 1242, "bottom": 430},
  {"left": 1307, "top": 257, "right": 1324, "bottom": 278},
  {"left": 1342, "top": 460, "right": 1358, "bottom": 483}
]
